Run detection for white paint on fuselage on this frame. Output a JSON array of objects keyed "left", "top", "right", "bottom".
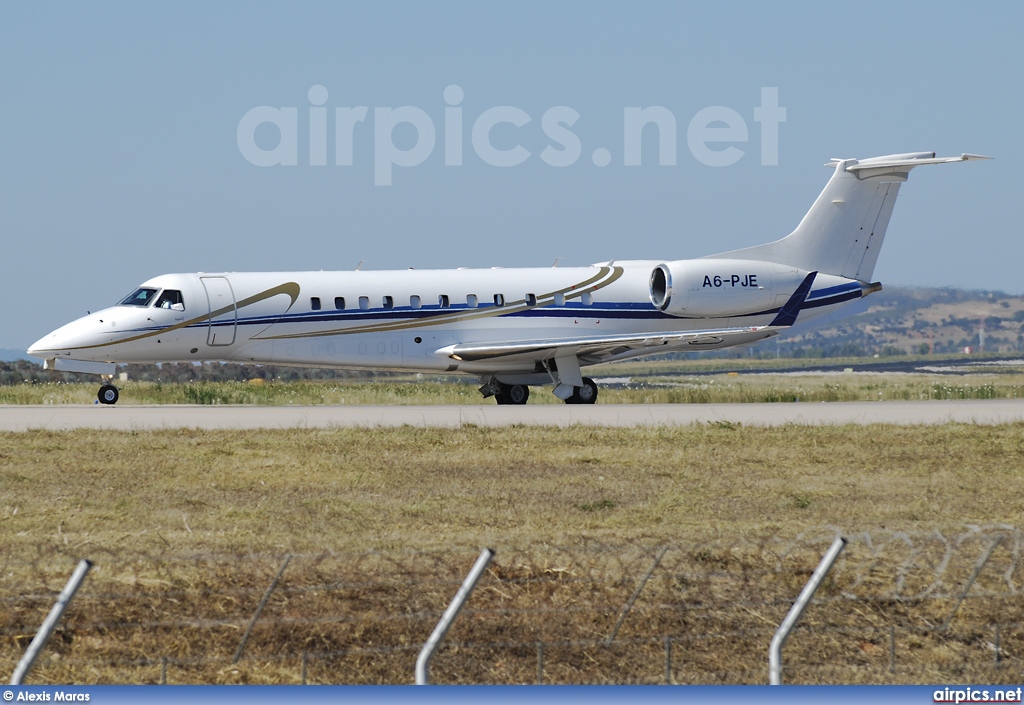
[{"left": 29, "top": 263, "right": 864, "bottom": 376}]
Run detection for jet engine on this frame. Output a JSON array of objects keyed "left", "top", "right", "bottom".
[{"left": 649, "top": 259, "right": 810, "bottom": 318}]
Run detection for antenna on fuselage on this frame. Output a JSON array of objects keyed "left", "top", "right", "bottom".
[
  {"left": 552, "top": 257, "right": 561, "bottom": 267},
  {"left": 355, "top": 260, "right": 365, "bottom": 271}
]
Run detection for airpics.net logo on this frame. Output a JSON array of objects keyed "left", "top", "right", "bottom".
[{"left": 236, "top": 86, "right": 786, "bottom": 186}]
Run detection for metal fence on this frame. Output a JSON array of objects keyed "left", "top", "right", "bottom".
[{"left": 3, "top": 526, "right": 1024, "bottom": 685}]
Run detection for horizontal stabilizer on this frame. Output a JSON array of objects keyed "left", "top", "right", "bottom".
[{"left": 844, "top": 152, "right": 992, "bottom": 173}]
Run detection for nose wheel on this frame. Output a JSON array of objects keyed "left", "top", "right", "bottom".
[{"left": 98, "top": 384, "right": 119, "bottom": 405}]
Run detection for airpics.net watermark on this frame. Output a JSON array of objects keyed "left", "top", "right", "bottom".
[{"left": 237, "top": 86, "right": 786, "bottom": 186}]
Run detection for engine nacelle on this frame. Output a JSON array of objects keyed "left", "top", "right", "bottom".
[{"left": 649, "top": 259, "right": 810, "bottom": 318}]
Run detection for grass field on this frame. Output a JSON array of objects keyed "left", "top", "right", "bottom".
[
  {"left": 4, "top": 372, "right": 1024, "bottom": 405},
  {"left": 3, "top": 424, "right": 1024, "bottom": 684}
]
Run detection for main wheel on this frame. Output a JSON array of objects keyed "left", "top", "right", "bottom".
[
  {"left": 495, "top": 383, "right": 529, "bottom": 405},
  {"left": 566, "top": 377, "right": 598, "bottom": 405},
  {"left": 98, "top": 384, "right": 119, "bottom": 405}
]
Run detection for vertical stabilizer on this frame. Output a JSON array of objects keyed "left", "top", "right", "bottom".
[{"left": 706, "top": 152, "right": 990, "bottom": 280}]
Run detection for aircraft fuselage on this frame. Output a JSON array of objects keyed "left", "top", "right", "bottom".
[{"left": 30, "top": 261, "right": 869, "bottom": 377}]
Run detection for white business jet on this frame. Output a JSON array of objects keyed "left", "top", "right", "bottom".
[{"left": 29, "top": 151, "right": 988, "bottom": 405}]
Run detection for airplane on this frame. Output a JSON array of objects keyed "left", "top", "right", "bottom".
[{"left": 28, "top": 151, "right": 989, "bottom": 406}]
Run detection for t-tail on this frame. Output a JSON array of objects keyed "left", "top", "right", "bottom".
[{"left": 707, "top": 152, "right": 991, "bottom": 280}]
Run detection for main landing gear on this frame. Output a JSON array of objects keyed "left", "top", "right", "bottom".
[
  {"left": 481, "top": 377, "right": 599, "bottom": 405},
  {"left": 495, "top": 382, "right": 530, "bottom": 405},
  {"left": 564, "top": 377, "right": 599, "bottom": 405}
]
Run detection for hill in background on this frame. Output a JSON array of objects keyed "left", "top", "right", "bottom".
[{"left": 776, "top": 287, "right": 1024, "bottom": 358}]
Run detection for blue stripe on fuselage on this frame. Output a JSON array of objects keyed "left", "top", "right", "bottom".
[{"left": 123, "top": 284, "right": 864, "bottom": 334}]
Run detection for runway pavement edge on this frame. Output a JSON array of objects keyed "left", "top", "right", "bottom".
[{"left": 3, "top": 399, "right": 1024, "bottom": 431}]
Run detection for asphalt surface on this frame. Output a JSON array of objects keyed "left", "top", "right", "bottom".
[{"left": 3, "top": 399, "right": 1024, "bottom": 431}]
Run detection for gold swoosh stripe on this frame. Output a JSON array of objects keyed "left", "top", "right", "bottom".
[
  {"left": 63, "top": 282, "right": 301, "bottom": 351},
  {"left": 256, "top": 266, "right": 624, "bottom": 341}
]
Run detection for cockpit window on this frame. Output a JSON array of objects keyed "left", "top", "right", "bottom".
[
  {"left": 120, "top": 288, "right": 159, "bottom": 307},
  {"left": 154, "top": 289, "right": 185, "bottom": 311}
]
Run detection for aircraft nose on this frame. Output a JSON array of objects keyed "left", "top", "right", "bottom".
[
  {"left": 27, "top": 313, "right": 112, "bottom": 359},
  {"left": 26, "top": 337, "right": 47, "bottom": 357},
  {"left": 28, "top": 327, "right": 73, "bottom": 359}
]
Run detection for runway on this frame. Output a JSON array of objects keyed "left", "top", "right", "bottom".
[{"left": 4, "top": 399, "right": 1024, "bottom": 431}]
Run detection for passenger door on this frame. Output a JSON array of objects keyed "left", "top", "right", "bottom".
[{"left": 201, "top": 276, "right": 237, "bottom": 346}]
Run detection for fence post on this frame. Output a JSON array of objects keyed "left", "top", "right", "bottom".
[
  {"left": 10, "top": 559, "right": 92, "bottom": 685},
  {"left": 536, "top": 642, "right": 544, "bottom": 684},
  {"left": 769, "top": 536, "right": 846, "bottom": 685},
  {"left": 161, "top": 656, "right": 168, "bottom": 684},
  {"left": 415, "top": 548, "right": 494, "bottom": 685},
  {"left": 233, "top": 554, "right": 291, "bottom": 664}
]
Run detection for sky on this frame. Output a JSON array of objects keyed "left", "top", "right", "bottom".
[{"left": 1, "top": 1, "right": 1019, "bottom": 350}]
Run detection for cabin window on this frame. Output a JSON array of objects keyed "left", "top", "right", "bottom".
[
  {"left": 582, "top": 292, "right": 593, "bottom": 306},
  {"left": 120, "top": 288, "right": 158, "bottom": 307},
  {"left": 525, "top": 293, "right": 537, "bottom": 306},
  {"left": 467, "top": 294, "right": 478, "bottom": 308},
  {"left": 439, "top": 294, "right": 450, "bottom": 309},
  {"left": 554, "top": 293, "right": 565, "bottom": 307},
  {"left": 334, "top": 297, "right": 345, "bottom": 310},
  {"left": 494, "top": 294, "right": 505, "bottom": 307},
  {"left": 154, "top": 289, "right": 185, "bottom": 311},
  {"left": 383, "top": 295, "right": 394, "bottom": 310},
  {"left": 359, "top": 296, "right": 369, "bottom": 310},
  {"left": 310, "top": 297, "right": 321, "bottom": 311},
  {"left": 410, "top": 295, "right": 421, "bottom": 309}
]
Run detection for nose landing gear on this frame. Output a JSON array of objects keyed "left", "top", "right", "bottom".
[{"left": 98, "top": 381, "right": 119, "bottom": 405}]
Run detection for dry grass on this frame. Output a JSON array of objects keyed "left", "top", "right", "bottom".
[
  {"left": 3, "top": 424, "right": 1024, "bottom": 684},
  {"left": 4, "top": 372, "right": 1024, "bottom": 405}
]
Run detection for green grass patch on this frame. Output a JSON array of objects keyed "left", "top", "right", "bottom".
[{"left": 5, "top": 372, "right": 1024, "bottom": 405}]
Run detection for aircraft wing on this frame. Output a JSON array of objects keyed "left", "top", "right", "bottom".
[
  {"left": 442, "top": 272, "right": 817, "bottom": 366},
  {"left": 444, "top": 324, "right": 784, "bottom": 365}
]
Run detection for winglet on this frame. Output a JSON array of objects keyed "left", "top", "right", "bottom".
[{"left": 768, "top": 271, "right": 817, "bottom": 327}]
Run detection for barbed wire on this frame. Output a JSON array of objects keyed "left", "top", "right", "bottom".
[
  {"left": 5, "top": 526, "right": 1024, "bottom": 685},
  {"left": 5, "top": 590, "right": 1022, "bottom": 640},
  {"left": 6, "top": 527, "right": 1024, "bottom": 591},
  {"left": 7, "top": 623, "right": 1017, "bottom": 685}
]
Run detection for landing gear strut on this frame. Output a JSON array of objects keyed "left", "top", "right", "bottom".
[
  {"left": 564, "top": 377, "right": 598, "bottom": 405},
  {"left": 98, "top": 383, "right": 119, "bottom": 405}
]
